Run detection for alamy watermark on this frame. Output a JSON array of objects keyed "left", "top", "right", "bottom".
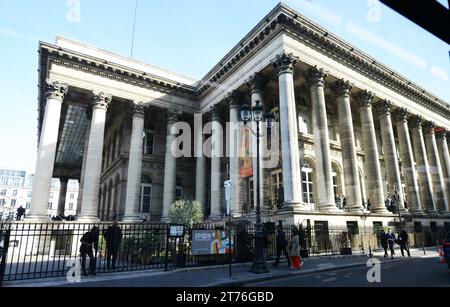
[
  {"left": 366, "top": 258, "right": 381, "bottom": 283},
  {"left": 66, "top": 259, "right": 81, "bottom": 283},
  {"left": 66, "top": 0, "right": 81, "bottom": 23}
]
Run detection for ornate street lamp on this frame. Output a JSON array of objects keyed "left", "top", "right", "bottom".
[{"left": 240, "top": 99, "right": 273, "bottom": 274}]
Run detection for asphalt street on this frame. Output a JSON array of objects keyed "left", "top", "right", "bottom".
[{"left": 244, "top": 257, "right": 450, "bottom": 287}]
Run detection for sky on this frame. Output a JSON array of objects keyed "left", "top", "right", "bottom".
[{"left": 0, "top": 0, "right": 448, "bottom": 173}]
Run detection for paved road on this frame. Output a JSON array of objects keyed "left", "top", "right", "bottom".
[{"left": 244, "top": 257, "right": 450, "bottom": 287}]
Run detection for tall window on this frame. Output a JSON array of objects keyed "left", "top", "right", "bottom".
[
  {"left": 298, "top": 106, "right": 312, "bottom": 134},
  {"left": 12, "top": 189, "right": 17, "bottom": 197},
  {"left": 0, "top": 189, "right": 6, "bottom": 196},
  {"left": 68, "top": 203, "right": 73, "bottom": 210},
  {"left": 11, "top": 199, "right": 16, "bottom": 207},
  {"left": 144, "top": 130, "right": 154, "bottom": 155},
  {"left": 301, "top": 160, "right": 315, "bottom": 209},
  {"left": 331, "top": 164, "right": 342, "bottom": 198},
  {"left": 327, "top": 115, "right": 335, "bottom": 141},
  {"left": 48, "top": 202, "right": 52, "bottom": 209},
  {"left": 26, "top": 202, "right": 30, "bottom": 209},
  {"left": 70, "top": 193, "right": 74, "bottom": 200},
  {"left": 49, "top": 192, "right": 54, "bottom": 199},
  {"left": 27, "top": 191, "right": 32, "bottom": 198},
  {"left": 175, "top": 178, "right": 183, "bottom": 200},
  {"left": 139, "top": 175, "right": 152, "bottom": 215},
  {"left": 0, "top": 199, "right": 5, "bottom": 206},
  {"left": 270, "top": 170, "right": 283, "bottom": 207}
]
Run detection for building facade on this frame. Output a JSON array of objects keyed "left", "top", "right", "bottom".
[
  {"left": 28, "top": 4, "right": 450, "bottom": 231},
  {"left": 0, "top": 169, "right": 78, "bottom": 219}
]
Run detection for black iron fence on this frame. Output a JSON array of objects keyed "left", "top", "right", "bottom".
[{"left": 0, "top": 221, "right": 448, "bottom": 282}]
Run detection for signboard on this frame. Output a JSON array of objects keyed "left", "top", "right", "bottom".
[
  {"left": 191, "top": 229, "right": 234, "bottom": 255},
  {"left": 169, "top": 224, "right": 185, "bottom": 237}
]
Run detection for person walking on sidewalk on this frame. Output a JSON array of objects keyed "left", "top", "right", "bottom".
[
  {"left": 273, "top": 224, "right": 291, "bottom": 267},
  {"left": 398, "top": 230, "right": 411, "bottom": 257},
  {"left": 80, "top": 226, "right": 99, "bottom": 276},
  {"left": 380, "top": 231, "right": 389, "bottom": 258},
  {"left": 386, "top": 229, "right": 396, "bottom": 259},
  {"left": 289, "top": 226, "right": 302, "bottom": 270}
]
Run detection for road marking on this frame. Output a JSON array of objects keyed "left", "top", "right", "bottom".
[{"left": 322, "top": 277, "right": 337, "bottom": 282}]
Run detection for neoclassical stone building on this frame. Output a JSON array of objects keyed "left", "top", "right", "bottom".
[{"left": 28, "top": 4, "right": 450, "bottom": 230}]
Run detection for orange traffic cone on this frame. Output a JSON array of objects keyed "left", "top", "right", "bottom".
[{"left": 438, "top": 245, "right": 446, "bottom": 264}]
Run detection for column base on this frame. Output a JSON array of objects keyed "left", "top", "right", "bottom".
[
  {"left": 347, "top": 206, "right": 365, "bottom": 214},
  {"left": 160, "top": 216, "right": 171, "bottom": 223},
  {"left": 281, "top": 201, "right": 310, "bottom": 211},
  {"left": 425, "top": 209, "right": 440, "bottom": 217},
  {"left": 318, "top": 203, "right": 340, "bottom": 212},
  {"left": 438, "top": 211, "right": 450, "bottom": 217},
  {"left": 411, "top": 209, "right": 427, "bottom": 216},
  {"left": 370, "top": 207, "right": 391, "bottom": 214},
  {"left": 122, "top": 215, "right": 143, "bottom": 223},
  {"left": 77, "top": 215, "right": 101, "bottom": 223},
  {"left": 25, "top": 214, "right": 51, "bottom": 222}
]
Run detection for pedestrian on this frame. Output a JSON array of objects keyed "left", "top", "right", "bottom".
[
  {"left": 386, "top": 229, "right": 396, "bottom": 259},
  {"left": 380, "top": 231, "right": 388, "bottom": 258},
  {"left": 16, "top": 206, "right": 25, "bottom": 221},
  {"left": 273, "top": 224, "right": 291, "bottom": 267},
  {"left": 398, "top": 230, "right": 411, "bottom": 257},
  {"left": 80, "top": 226, "right": 99, "bottom": 276},
  {"left": 289, "top": 226, "right": 302, "bottom": 270},
  {"left": 385, "top": 195, "right": 391, "bottom": 211},
  {"left": 342, "top": 196, "right": 347, "bottom": 211},
  {"left": 366, "top": 199, "right": 372, "bottom": 211},
  {"left": 103, "top": 222, "right": 123, "bottom": 270}
]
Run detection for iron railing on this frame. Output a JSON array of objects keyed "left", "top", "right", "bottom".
[{"left": 0, "top": 221, "right": 448, "bottom": 282}]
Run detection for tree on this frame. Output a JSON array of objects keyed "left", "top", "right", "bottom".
[{"left": 169, "top": 199, "right": 203, "bottom": 228}]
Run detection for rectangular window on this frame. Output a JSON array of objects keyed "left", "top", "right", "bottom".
[
  {"left": 373, "top": 221, "right": 383, "bottom": 234},
  {"left": 175, "top": 186, "right": 183, "bottom": 200},
  {"left": 49, "top": 192, "right": 54, "bottom": 199},
  {"left": 0, "top": 189, "right": 6, "bottom": 196},
  {"left": 26, "top": 202, "right": 31, "bottom": 209},
  {"left": 1, "top": 177, "right": 7, "bottom": 185},
  {"left": 68, "top": 203, "right": 73, "bottom": 210},
  {"left": 430, "top": 222, "right": 437, "bottom": 232},
  {"left": 12, "top": 189, "right": 17, "bottom": 196},
  {"left": 11, "top": 199, "right": 16, "bottom": 207},
  {"left": 346, "top": 221, "right": 359, "bottom": 235},
  {"left": 69, "top": 193, "right": 74, "bottom": 200},
  {"left": 143, "top": 130, "right": 154, "bottom": 155},
  {"left": 298, "top": 107, "right": 311, "bottom": 134},
  {"left": 414, "top": 222, "right": 422, "bottom": 233},
  {"left": 0, "top": 199, "right": 5, "bottom": 206},
  {"left": 27, "top": 191, "right": 32, "bottom": 198},
  {"left": 48, "top": 202, "right": 52, "bottom": 209}
]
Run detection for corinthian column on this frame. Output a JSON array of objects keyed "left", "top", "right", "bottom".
[
  {"left": 409, "top": 116, "right": 437, "bottom": 214},
  {"left": 123, "top": 102, "right": 145, "bottom": 222},
  {"left": 248, "top": 73, "right": 268, "bottom": 211},
  {"left": 331, "top": 80, "right": 362, "bottom": 213},
  {"left": 161, "top": 108, "right": 181, "bottom": 222},
  {"left": 76, "top": 108, "right": 92, "bottom": 215},
  {"left": 57, "top": 177, "right": 68, "bottom": 216},
  {"left": 228, "top": 91, "right": 243, "bottom": 216},
  {"left": 304, "top": 67, "right": 336, "bottom": 212},
  {"left": 375, "top": 100, "right": 406, "bottom": 212},
  {"left": 28, "top": 80, "right": 68, "bottom": 221},
  {"left": 436, "top": 129, "right": 450, "bottom": 214},
  {"left": 273, "top": 53, "right": 306, "bottom": 210},
  {"left": 195, "top": 114, "right": 206, "bottom": 216},
  {"left": 210, "top": 105, "right": 223, "bottom": 218},
  {"left": 423, "top": 121, "right": 448, "bottom": 214},
  {"left": 392, "top": 109, "right": 424, "bottom": 215},
  {"left": 78, "top": 92, "right": 112, "bottom": 222},
  {"left": 354, "top": 91, "right": 387, "bottom": 213}
]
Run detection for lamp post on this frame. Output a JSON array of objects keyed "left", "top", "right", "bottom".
[{"left": 240, "top": 100, "right": 274, "bottom": 274}]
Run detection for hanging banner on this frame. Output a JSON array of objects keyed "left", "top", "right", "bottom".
[{"left": 240, "top": 127, "right": 253, "bottom": 178}]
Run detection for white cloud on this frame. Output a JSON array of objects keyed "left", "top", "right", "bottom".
[
  {"left": 286, "top": 0, "right": 343, "bottom": 27},
  {"left": 430, "top": 65, "right": 449, "bottom": 81}
]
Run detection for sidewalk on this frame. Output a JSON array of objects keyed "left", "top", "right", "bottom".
[{"left": 3, "top": 247, "right": 438, "bottom": 287}]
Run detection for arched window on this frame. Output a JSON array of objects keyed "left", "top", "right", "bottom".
[
  {"left": 331, "top": 163, "right": 342, "bottom": 198},
  {"left": 139, "top": 174, "right": 152, "bottom": 218},
  {"left": 301, "top": 159, "right": 315, "bottom": 209}
]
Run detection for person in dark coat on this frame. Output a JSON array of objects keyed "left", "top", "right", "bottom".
[
  {"left": 80, "top": 226, "right": 99, "bottom": 276},
  {"left": 386, "top": 229, "right": 396, "bottom": 259},
  {"left": 398, "top": 230, "right": 411, "bottom": 257},
  {"left": 103, "top": 222, "right": 123, "bottom": 270},
  {"left": 380, "top": 231, "right": 389, "bottom": 258},
  {"left": 16, "top": 206, "right": 25, "bottom": 220},
  {"left": 273, "top": 224, "right": 291, "bottom": 267}
]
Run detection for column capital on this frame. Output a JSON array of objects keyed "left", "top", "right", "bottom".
[
  {"left": 408, "top": 115, "right": 423, "bottom": 129},
  {"left": 391, "top": 108, "right": 409, "bottom": 123},
  {"left": 435, "top": 128, "right": 448, "bottom": 140},
  {"left": 374, "top": 99, "right": 393, "bottom": 116},
  {"left": 353, "top": 90, "right": 374, "bottom": 107},
  {"left": 45, "top": 80, "right": 68, "bottom": 101},
  {"left": 92, "top": 91, "right": 112, "bottom": 110},
  {"left": 330, "top": 79, "right": 352, "bottom": 98},
  {"left": 304, "top": 66, "right": 328, "bottom": 87},
  {"left": 248, "top": 72, "right": 267, "bottom": 94},
  {"left": 167, "top": 108, "right": 182, "bottom": 124},
  {"left": 132, "top": 102, "right": 145, "bottom": 118},
  {"left": 227, "top": 90, "right": 244, "bottom": 110},
  {"left": 208, "top": 104, "right": 222, "bottom": 122},
  {"left": 422, "top": 120, "right": 436, "bottom": 134},
  {"left": 272, "top": 52, "right": 299, "bottom": 76}
]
